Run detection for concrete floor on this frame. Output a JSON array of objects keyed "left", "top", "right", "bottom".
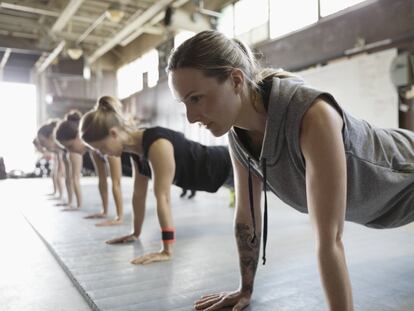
[
  {"left": 0, "top": 179, "right": 91, "bottom": 311},
  {"left": 1, "top": 177, "right": 414, "bottom": 311}
]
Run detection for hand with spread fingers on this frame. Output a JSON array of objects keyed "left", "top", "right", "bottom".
[
  {"left": 105, "top": 233, "right": 138, "bottom": 244},
  {"left": 130, "top": 250, "right": 171, "bottom": 265},
  {"left": 194, "top": 290, "right": 251, "bottom": 311}
]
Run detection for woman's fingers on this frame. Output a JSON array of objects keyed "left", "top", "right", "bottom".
[
  {"left": 130, "top": 252, "right": 171, "bottom": 265},
  {"left": 194, "top": 291, "right": 248, "bottom": 311},
  {"left": 131, "top": 255, "right": 147, "bottom": 265},
  {"left": 84, "top": 213, "right": 106, "bottom": 219},
  {"left": 106, "top": 234, "right": 136, "bottom": 244},
  {"left": 194, "top": 296, "right": 221, "bottom": 310},
  {"left": 232, "top": 297, "right": 250, "bottom": 311}
]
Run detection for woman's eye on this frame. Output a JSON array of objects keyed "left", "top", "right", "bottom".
[{"left": 189, "top": 95, "right": 201, "bottom": 104}]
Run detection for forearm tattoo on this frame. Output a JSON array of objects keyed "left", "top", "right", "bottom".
[{"left": 235, "top": 223, "right": 261, "bottom": 294}]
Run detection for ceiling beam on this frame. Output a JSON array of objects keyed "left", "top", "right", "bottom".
[
  {"left": 88, "top": 0, "right": 175, "bottom": 63},
  {"left": 119, "top": 0, "right": 190, "bottom": 47},
  {"left": 36, "top": 40, "right": 66, "bottom": 73},
  {"left": 51, "top": 0, "right": 85, "bottom": 33},
  {"left": 0, "top": 2, "right": 58, "bottom": 16},
  {"left": 0, "top": 2, "right": 121, "bottom": 27},
  {"left": 0, "top": 48, "right": 11, "bottom": 69}
]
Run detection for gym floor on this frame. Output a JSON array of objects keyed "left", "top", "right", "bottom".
[{"left": 1, "top": 177, "right": 413, "bottom": 311}]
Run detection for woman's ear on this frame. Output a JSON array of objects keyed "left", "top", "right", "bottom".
[
  {"left": 230, "top": 68, "right": 245, "bottom": 94},
  {"left": 109, "top": 127, "right": 118, "bottom": 138}
]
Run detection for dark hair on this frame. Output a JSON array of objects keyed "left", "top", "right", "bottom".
[
  {"left": 167, "top": 30, "right": 295, "bottom": 89},
  {"left": 80, "top": 96, "right": 133, "bottom": 143},
  {"left": 37, "top": 119, "right": 59, "bottom": 139},
  {"left": 55, "top": 110, "right": 82, "bottom": 143}
]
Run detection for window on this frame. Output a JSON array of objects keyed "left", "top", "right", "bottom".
[
  {"left": 217, "top": 4, "right": 234, "bottom": 38},
  {"left": 320, "top": 0, "right": 368, "bottom": 17},
  {"left": 117, "top": 49, "right": 159, "bottom": 99},
  {"left": 174, "top": 30, "right": 196, "bottom": 48},
  {"left": 117, "top": 59, "right": 142, "bottom": 99},
  {"left": 140, "top": 49, "right": 159, "bottom": 88},
  {"left": 269, "top": 0, "right": 318, "bottom": 39},
  {"left": 234, "top": 0, "right": 268, "bottom": 36}
]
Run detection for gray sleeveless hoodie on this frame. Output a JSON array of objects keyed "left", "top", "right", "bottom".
[{"left": 229, "top": 77, "right": 414, "bottom": 250}]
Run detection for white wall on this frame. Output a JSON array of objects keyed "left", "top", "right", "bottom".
[{"left": 297, "top": 49, "right": 398, "bottom": 128}]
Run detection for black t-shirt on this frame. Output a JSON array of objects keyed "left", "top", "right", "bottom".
[{"left": 139, "top": 126, "right": 231, "bottom": 192}]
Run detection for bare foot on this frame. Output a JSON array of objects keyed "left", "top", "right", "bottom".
[
  {"left": 95, "top": 218, "right": 123, "bottom": 227},
  {"left": 84, "top": 212, "right": 107, "bottom": 219}
]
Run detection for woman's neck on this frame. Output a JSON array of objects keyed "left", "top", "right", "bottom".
[
  {"left": 234, "top": 88, "right": 267, "bottom": 135},
  {"left": 122, "top": 129, "right": 144, "bottom": 155}
]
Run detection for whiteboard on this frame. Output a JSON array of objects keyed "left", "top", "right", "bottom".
[{"left": 296, "top": 49, "right": 398, "bottom": 128}]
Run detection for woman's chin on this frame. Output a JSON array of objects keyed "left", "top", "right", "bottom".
[{"left": 209, "top": 124, "right": 228, "bottom": 137}]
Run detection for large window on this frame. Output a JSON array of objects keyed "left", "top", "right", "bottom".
[
  {"left": 174, "top": 30, "right": 196, "bottom": 48},
  {"left": 217, "top": 4, "right": 234, "bottom": 38},
  {"left": 320, "top": 0, "right": 368, "bottom": 17},
  {"left": 117, "top": 49, "right": 159, "bottom": 99},
  {"left": 117, "top": 59, "right": 141, "bottom": 99},
  {"left": 0, "top": 82, "right": 37, "bottom": 172},
  {"left": 234, "top": 0, "right": 268, "bottom": 36},
  {"left": 140, "top": 49, "right": 159, "bottom": 88},
  {"left": 269, "top": 0, "right": 318, "bottom": 39}
]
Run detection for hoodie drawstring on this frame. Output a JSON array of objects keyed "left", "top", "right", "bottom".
[
  {"left": 261, "top": 158, "right": 268, "bottom": 265},
  {"left": 247, "top": 157, "right": 268, "bottom": 265},
  {"left": 247, "top": 157, "right": 257, "bottom": 243}
]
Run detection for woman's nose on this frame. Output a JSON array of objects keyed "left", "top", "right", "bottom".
[{"left": 186, "top": 107, "right": 199, "bottom": 124}]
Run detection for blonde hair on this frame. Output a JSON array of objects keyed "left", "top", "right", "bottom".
[
  {"left": 80, "top": 96, "right": 134, "bottom": 143},
  {"left": 167, "top": 30, "right": 296, "bottom": 92}
]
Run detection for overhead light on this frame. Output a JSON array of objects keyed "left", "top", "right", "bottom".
[
  {"left": 105, "top": 3, "right": 124, "bottom": 23},
  {"left": 67, "top": 46, "right": 83, "bottom": 60}
]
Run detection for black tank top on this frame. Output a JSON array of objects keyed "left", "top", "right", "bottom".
[
  {"left": 122, "top": 153, "right": 152, "bottom": 178},
  {"left": 140, "top": 126, "right": 231, "bottom": 192}
]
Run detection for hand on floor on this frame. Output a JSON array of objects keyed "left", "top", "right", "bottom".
[
  {"left": 194, "top": 290, "right": 251, "bottom": 311},
  {"left": 84, "top": 212, "right": 107, "bottom": 219},
  {"left": 54, "top": 202, "right": 68, "bottom": 206},
  {"left": 61, "top": 206, "right": 80, "bottom": 212},
  {"left": 130, "top": 250, "right": 171, "bottom": 265},
  {"left": 106, "top": 233, "right": 138, "bottom": 244},
  {"left": 95, "top": 218, "right": 123, "bottom": 227}
]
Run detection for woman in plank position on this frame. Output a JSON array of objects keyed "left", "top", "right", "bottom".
[
  {"left": 80, "top": 95, "right": 233, "bottom": 265},
  {"left": 167, "top": 30, "right": 414, "bottom": 311}
]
